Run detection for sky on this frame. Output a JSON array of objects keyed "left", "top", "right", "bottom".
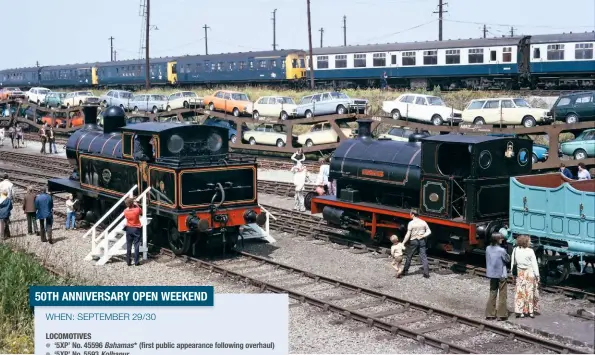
[{"left": 2, "top": 0, "right": 594, "bottom": 69}]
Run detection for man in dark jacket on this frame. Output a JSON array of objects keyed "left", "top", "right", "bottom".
[
  {"left": 22, "top": 186, "right": 39, "bottom": 235},
  {"left": 0, "top": 189, "right": 13, "bottom": 240},
  {"left": 34, "top": 187, "right": 54, "bottom": 244},
  {"left": 560, "top": 163, "right": 574, "bottom": 179}
]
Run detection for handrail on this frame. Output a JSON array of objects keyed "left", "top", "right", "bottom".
[
  {"left": 95, "top": 186, "right": 153, "bottom": 241},
  {"left": 258, "top": 203, "right": 277, "bottom": 221},
  {"left": 82, "top": 184, "right": 138, "bottom": 239}
]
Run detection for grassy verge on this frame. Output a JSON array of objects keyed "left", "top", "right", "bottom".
[{"left": 0, "top": 242, "right": 76, "bottom": 354}]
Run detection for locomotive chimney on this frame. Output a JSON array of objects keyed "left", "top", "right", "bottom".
[
  {"left": 82, "top": 105, "right": 99, "bottom": 130},
  {"left": 102, "top": 106, "right": 127, "bottom": 134},
  {"left": 356, "top": 119, "right": 372, "bottom": 140}
]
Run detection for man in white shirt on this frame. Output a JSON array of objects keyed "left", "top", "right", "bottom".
[
  {"left": 291, "top": 163, "right": 307, "bottom": 212},
  {"left": 577, "top": 163, "right": 591, "bottom": 180},
  {"left": 0, "top": 174, "right": 15, "bottom": 200},
  {"left": 401, "top": 209, "right": 432, "bottom": 278}
]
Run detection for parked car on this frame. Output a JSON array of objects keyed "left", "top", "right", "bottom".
[
  {"left": 549, "top": 91, "right": 595, "bottom": 124},
  {"left": 378, "top": 126, "right": 431, "bottom": 142},
  {"left": 204, "top": 90, "right": 253, "bottom": 117},
  {"left": 99, "top": 90, "right": 133, "bottom": 110},
  {"left": 295, "top": 91, "right": 368, "bottom": 118},
  {"left": 203, "top": 117, "right": 239, "bottom": 143},
  {"left": 252, "top": 96, "right": 298, "bottom": 120},
  {"left": 488, "top": 133, "right": 549, "bottom": 164},
  {"left": 296, "top": 121, "right": 353, "bottom": 147},
  {"left": 0, "top": 87, "right": 26, "bottom": 101},
  {"left": 129, "top": 94, "right": 168, "bottom": 114},
  {"left": 26, "top": 87, "right": 51, "bottom": 105},
  {"left": 62, "top": 91, "right": 100, "bottom": 107},
  {"left": 462, "top": 98, "right": 551, "bottom": 127},
  {"left": 560, "top": 129, "right": 595, "bottom": 160},
  {"left": 44, "top": 92, "right": 66, "bottom": 108},
  {"left": 166, "top": 91, "right": 202, "bottom": 111},
  {"left": 97, "top": 111, "right": 150, "bottom": 127},
  {"left": 382, "top": 93, "right": 461, "bottom": 126},
  {"left": 41, "top": 111, "right": 84, "bottom": 128},
  {"left": 242, "top": 123, "right": 295, "bottom": 147}
]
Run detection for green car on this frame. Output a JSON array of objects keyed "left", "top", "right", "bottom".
[
  {"left": 44, "top": 91, "right": 66, "bottom": 108},
  {"left": 560, "top": 129, "right": 595, "bottom": 160},
  {"left": 549, "top": 91, "right": 595, "bottom": 124}
]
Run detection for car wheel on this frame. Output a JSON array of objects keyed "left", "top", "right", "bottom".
[
  {"left": 431, "top": 114, "right": 443, "bottom": 126},
  {"left": 232, "top": 108, "right": 240, "bottom": 117},
  {"left": 152, "top": 106, "right": 158, "bottom": 114},
  {"left": 208, "top": 103, "right": 215, "bottom": 111},
  {"left": 120, "top": 104, "right": 125, "bottom": 111},
  {"left": 522, "top": 116, "right": 536, "bottom": 128},
  {"left": 336, "top": 105, "right": 346, "bottom": 115},
  {"left": 183, "top": 101, "right": 189, "bottom": 108},
  {"left": 166, "top": 105, "right": 171, "bottom": 112},
  {"left": 305, "top": 110, "right": 313, "bottom": 118},
  {"left": 280, "top": 111, "right": 288, "bottom": 120},
  {"left": 305, "top": 139, "right": 313, "bottom": 147},
  {"left": 473, "top": 117, "right": 486, "bottom": 125},
  {"left": 532, "top": 153, "right": 538, "bottom": 164},
  {"left": 230, "top": 134, "right": 237, "bottom": 144},
  {"left": 566, "top": 114, "right": 579, "bottom": 124},
  {"left": 574, "top": 149, "right": 587, "bottom": 160},
  {"left": 133, "top": 106, "right": 139, "bottom": 114},
  {"left": 102, "top": 101, "right": 107, "bottom": 107},
  {"left": 37, "top": 100, "right": 40, "bottom": 106},
  {"left": 79, "top": 100, "right": 83, "bottom": 106},
  {"left": 252, "top": 110, "right": 259, "bottom": 119},
  {"left": 391, "top": 109, "right": 401, "bottom": 120},
  {"left": 276, "top": 139, "right": 284, "bottom": 148},
  {"left": 249, "top": 137, "right": 256, "bottom": 145}
]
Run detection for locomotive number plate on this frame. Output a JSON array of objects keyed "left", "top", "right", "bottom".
[{"left": 361, "top": 169, "right": 384, "bottom": 177}]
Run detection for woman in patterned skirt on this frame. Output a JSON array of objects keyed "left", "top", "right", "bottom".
[{"left": 511, "top": 235, "right": 540, "bottom": 318}]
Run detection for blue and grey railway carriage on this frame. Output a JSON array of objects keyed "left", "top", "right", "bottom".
[
  {"left": 508, "top": 173, "right": 594, "bottom": 284},
  {"left": 48, "top": 105, "right": 266, "bottom": 255}
]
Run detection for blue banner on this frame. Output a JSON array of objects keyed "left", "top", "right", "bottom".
[{"left": 29, "top": 286, "right": 214, "bottom": 307}]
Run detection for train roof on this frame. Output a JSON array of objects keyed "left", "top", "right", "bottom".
[
  {"left": 120, "top": 121, "right": 188, "bottom": 134},
  {"left": 41, "top": 63, "right": 96, "bottom": 70},
  {"left": 530, "top": 31, "right": 595, "bottom": 44},
  {"left": 175, "top": 49, "right": 305, "bottom": 62},
  {"left": 95, "top": 57, "right": 176, "bottom": 67},
  {"left": 422, "top": 134, "right": 510, "bottom": 144}
]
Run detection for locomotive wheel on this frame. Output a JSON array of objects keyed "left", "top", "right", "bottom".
[
  {"left": 167, "top": 224, "right": 191, "bottom": 255},
  {"left": 304, "top": 192, "right": 316, "bottom": 211}
]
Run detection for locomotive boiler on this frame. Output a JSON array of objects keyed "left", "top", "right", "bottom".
[
  {"left": 313, "top": 119, "right": 533, "bottom": 254},
  {"left": 49, "top": 105, "right": 265, "bottom": 255}
]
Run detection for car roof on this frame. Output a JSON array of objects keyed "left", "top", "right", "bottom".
[{"left": 560, "top": 91, "right": 595, "bottom": 97}]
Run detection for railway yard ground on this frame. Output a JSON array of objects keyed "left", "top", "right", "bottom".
[{"left": 0, "top": 141, "right": 594, "bottom": 354}]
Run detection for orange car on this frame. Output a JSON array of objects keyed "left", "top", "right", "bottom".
[
  {"left": 0, "top": 87, "right": 26, "bottom": 101},
  {"left": 41, "top": 112, "right": 84, "bottom": 128},
  {"left": 204, "top": 90, "right": 253, "bottom": 117}
]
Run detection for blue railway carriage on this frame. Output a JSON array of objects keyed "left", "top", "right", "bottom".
[
  {"left": 308, "top": 37, "right": 521, "bottom": 90},
  {"left": 528, "top": 32, "right": 595, "bottom": 89},
  {"left": 0, "top": 66, "right": 40, "bottom": 88},
  {"left": 176, "top": 50, "right": 306, "bottom": 85},
  {"left": 39, "top": 63, "right": 94, "bottom": 87},
  {"left": 96, "top": 57, "right": 176, "bottom": 87},
  {"left": 508, "top": 173, "right": 595, "bottom": 284}
]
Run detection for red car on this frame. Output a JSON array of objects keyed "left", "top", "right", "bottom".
[{"left": 0, "top": 87, "right": 26, "bottom": 101}]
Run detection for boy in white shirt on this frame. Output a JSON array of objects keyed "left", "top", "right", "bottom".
[{"left": 390, "top": 235, "right": 406, "bottom": 278}]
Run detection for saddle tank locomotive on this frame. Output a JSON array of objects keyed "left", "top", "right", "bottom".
[
  {"left": 312, "top": 119, "right": 533, "bottom": 254},
  {"left": 48, "top": 105, "right": 265, "bottom": 255}
]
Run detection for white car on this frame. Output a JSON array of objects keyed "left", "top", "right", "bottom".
[
  {"left": 252, "top": 96, "right": 298, "bottom": 120},
  {"left": 462, "top": 98, "right": 551, "bottom": 127},
  {"left": 382, "top": 93, "right": 462, "bottom": 126},
  {"left": 378, "top": 126, "right": 430, "bottom": 142},
  {"left": 297, "top": 121, "right": 353, "bottom": 147},
  {"left": 62, "top": 91, "right": 100, "bottom": 108},
  {"left": 26, "top": 87, "right": 51, "bottom": 105},
  {"left": 166, "top": 91, "right": 203, "bottom": 111},
  {"left": 242, "top": 123, "right": 294, "bottom": 147}
]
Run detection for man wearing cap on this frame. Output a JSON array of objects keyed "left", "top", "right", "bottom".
[{"left": 401, "top": 209, "right": 432, "bottom": 278}]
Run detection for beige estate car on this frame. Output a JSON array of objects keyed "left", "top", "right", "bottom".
[
  {"left": 62, "top": 91, "right": 100, "bottom": 108},
  {"left": 166, "top": 91, "right": 203, "bottom": 111},
  {"left": 242, "top": 123, "right": 294, "bottom": 147},
  {"left": 252, "top": 96, "right": 298, "bottom": 120},
  {"left": 462, "top": 98, "right": 551, "bottom": 127},
  {"left": 297, "top": 121, "right": 353, "bottom": 147}
]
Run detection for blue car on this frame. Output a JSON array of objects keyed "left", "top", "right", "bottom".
[
  {"left": 488, "top": 133, "right": 548, "bottom": 164},
  {"left": 202, "top": 117, "right": 239, "bottom": 144}
]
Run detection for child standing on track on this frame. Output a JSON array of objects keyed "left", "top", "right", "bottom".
[{"left": 390, "top": 234, "right": 406, "bottom": 278}]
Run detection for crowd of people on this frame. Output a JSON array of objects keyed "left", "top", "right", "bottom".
[{"left": 0, "top": 124, "right": 25, "bottom": 148}]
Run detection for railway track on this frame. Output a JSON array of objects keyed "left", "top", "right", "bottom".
[{"left": 158, "top": 248, "right": 589, "bottom": 354}]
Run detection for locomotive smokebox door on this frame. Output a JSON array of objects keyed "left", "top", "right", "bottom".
[{"left": 420, "top": 179, "right": 451, "bottom": 218}]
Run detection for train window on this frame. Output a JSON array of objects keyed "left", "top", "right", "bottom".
[
  {"left": 249, "top": 60, "right": 254, "bottom": 70},
  {"left": 402, "top": 51, "right": 416, "bottom": 66},
  {"left": 437, "top": 143, "right": 471, "bottom": 177},
  {"left": 259, "top": 60, "right": 267, "bottom": 69},
  {"left": 503, "top": 47, "right": 512, "bottom": 62},
  {"left": 468, "top": 48, "right": 484, "bottom": 63},
  {"left": 335, "top": 55, "right": 347, "bottom": 68},
  {"left": 547, "top": 44, "right": 565, "bottom": 60},
  {"left": 445, "top": 49, "right": 460, "bottom": 64},
  {"left": 354, "top": 54, "right": 366, "bottom": 68},
  {"left": 373, "top": 53, "right": 386, "bottom": 67},
  {"left": 238, "top": 61, "right": 246, "bottom": 70},
  {"left": 423, "top": 50, "right": 437, "bottom": 65},
  {"left": 575, "top": 43, "right": 593, "bottom": 60},
  {"left": 391, "top": 54, "right": 397, "bottom": 65},
  {"left": 281, "top": 60, "right": 286, "bottom": 69},
  {"left": 490, "top": 50, "right": 497, "bottom": 61},
  {"left": 270, "top": 59, "right": 277, "bottom": 68},
  {"left": 317, "top": 56, "right": 329, "bottom": 69}
]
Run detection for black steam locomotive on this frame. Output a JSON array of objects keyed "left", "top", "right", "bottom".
[
  {"left": 311, "top": 120, "right": 533, "bottom": 254},
  {"left": 48, "top": 105, "right": 265, "bottom": 255}
]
